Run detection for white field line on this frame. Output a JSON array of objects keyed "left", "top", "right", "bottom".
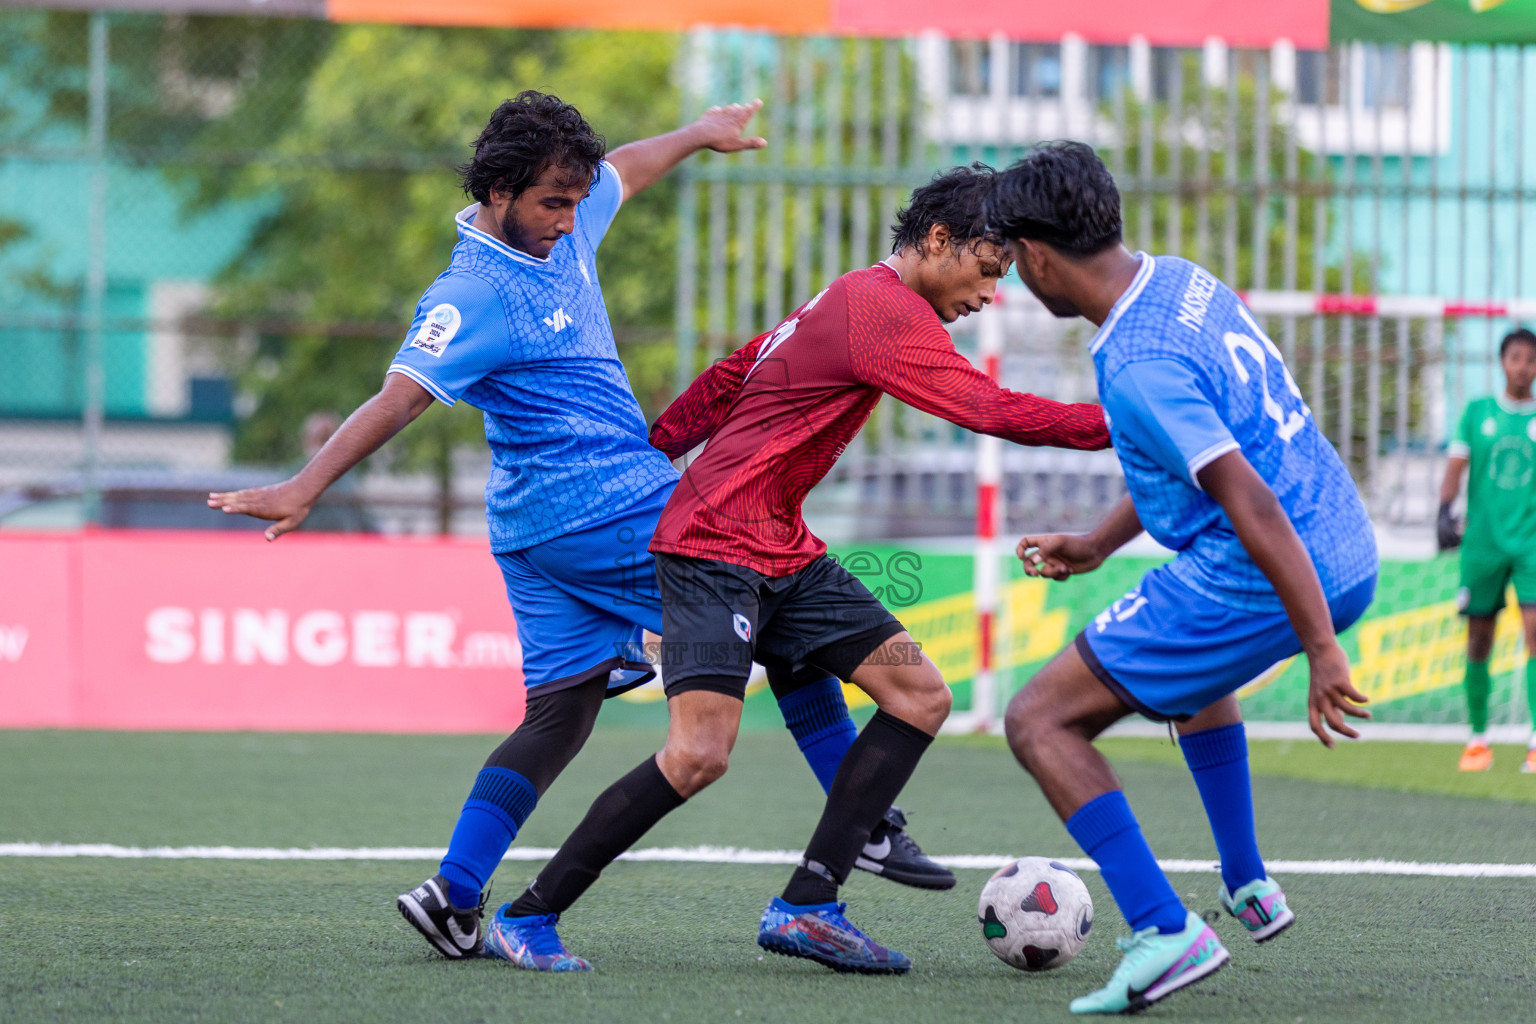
[{"left": 2, "top": 843, "right": 1534, "bottom": 878}]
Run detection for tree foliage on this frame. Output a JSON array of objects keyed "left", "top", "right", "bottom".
[
  {"left": 186, "top": 24, "right": 682, "bottom": 467},
  {"left": 3, "top": 11, "right": 683, "bottom": 467}
]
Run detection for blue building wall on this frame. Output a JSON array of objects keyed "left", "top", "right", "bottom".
[
  {"left": 0, "top": 154, "right": 264, "bottom": 418},
  {"left": 1336, "top": 45, "right": 1536, "bottom": 410}
]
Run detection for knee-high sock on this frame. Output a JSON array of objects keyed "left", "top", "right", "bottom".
[
  {"left": 777, "top": 676, "right": 859, "bottom": 794},
  {"left": 1066, "top": 790, "right": 1186, "bottom": 934},
  {"left": 1179, "top": 723, "right": 1266, "bottom": 895},
  {"left": 440, "top": 768, "right": 538, "bottom": 909},
  {"left": 508, "top": 756, "right": 685, "bottom": 917},
  {"left": 1466, "top": 658, "right": 1492, "bottom": 735},
  {"left": 782, "top": 709, "right": 933, "bottom": 906},
  {"left": 438, "top": 677, "right": 607, "bottom": 908}
]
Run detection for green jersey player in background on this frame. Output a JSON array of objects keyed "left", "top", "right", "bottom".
[{"left": 1438, "top": 327, "right": 1536, "bottom": 774}]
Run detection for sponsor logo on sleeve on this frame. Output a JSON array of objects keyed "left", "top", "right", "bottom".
[{"left": 410, "top": 304, "right": 461, "bottom": 357}]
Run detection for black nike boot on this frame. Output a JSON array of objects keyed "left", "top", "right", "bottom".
[
  {"left": 852, "top": 807, "right": 955, "bottom": 890},
  {"left": 397, "top": 874, "right": 487, "bottom": 958}
]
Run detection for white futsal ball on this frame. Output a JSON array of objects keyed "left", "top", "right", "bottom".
[{"left": 977, "top": 856, "right": 1094, "bottom": 971}]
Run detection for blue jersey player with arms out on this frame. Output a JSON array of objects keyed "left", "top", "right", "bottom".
[
  {"left": 983, "top": 143, "right": 1379, "bottom": 1015},
  {"left": 209, "top": 92, "right": 951, "bottom": 966}
]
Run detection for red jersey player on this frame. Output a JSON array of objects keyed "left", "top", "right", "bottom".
[{"left": 493, "top": 165, "right": 1111, "bottom": 974}]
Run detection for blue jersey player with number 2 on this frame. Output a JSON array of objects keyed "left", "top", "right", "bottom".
[{"left": 982, "top": 143, "right": 1379, "bottom": 1015}]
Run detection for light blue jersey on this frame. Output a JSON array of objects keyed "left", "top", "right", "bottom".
[
  {"left": 388, "top": 161, "right": 680, "bottom": 553},
  {"left": 1091, "top": 254, "right": 1378, "bottom": 613}
]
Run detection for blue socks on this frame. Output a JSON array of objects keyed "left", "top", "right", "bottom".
[
  {"left": 440, "top": 767, "right": 538, "bottom": 909},
  {"left": 1179, "top": 722, "right": 1266, "bottom": 896},
  {"left": 777, "top": 676, "right": 859, "bottom": 793},
  {"left": 1066, "top": 790, "right": 1187, "bottom": 934}
]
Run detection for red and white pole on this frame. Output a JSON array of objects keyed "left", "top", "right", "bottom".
[{"left": 971, "top": 302, "right": 1003, "bottom": 733}]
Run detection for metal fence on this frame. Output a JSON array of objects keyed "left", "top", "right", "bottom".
[
  {"left": 674, "top": 30, "right": 1536, "bottom": 538},
  {"left": 2, "top": 11, "right": 1532, "bottom": 539}
]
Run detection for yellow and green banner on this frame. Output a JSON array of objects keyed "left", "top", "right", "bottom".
[
  {"left": 607, "top": 544, "right": 1530, "bottom": 732},
  {"left": 1332, "top": 0, "right": 1536, "bottom": 43}
]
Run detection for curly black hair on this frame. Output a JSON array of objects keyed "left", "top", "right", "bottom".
[
  {"left": 1501, "top": 327, "right": 1536, "bottom": 358},
  {"left": 984, "top": 141, "right": 1122, "bottom": 256},
  {"left": 889, "top": 163, "right": 1003, "bottom": 256},
  {"left": 459, "top": 91, "right": 607, "bottom": 204}
]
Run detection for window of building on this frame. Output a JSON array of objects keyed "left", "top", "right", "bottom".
[
  {"left": 1010, "top": 43, "right": 1062, "bottom": 98},
  {"left": 1295, "top": 46, "right": 1411, "bottom": 109},
  {"left": 1285, "top": 43, "right": 1443, "bottom": 156},
  {"left": 1295, "top": 50, "right": 1338, "bottom": 105},
  {"left": 949, "top": 39, "right": 991, "bottom": 97},
  {"left": 1086, "top": 45, "right": 1130, "bottom": 103},
  {"left": 1362, "top": 44, "right": 1411, "bottom": 109},
  {"left": 1151, "top": 48, "right": 1190, "bottom": 102}
]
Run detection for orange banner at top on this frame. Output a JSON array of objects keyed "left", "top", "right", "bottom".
[
  {"left": 326, "top": 0, "right": 1331, "bottom": 48},
  {"left": 327, "top": 0, "right": 830, "bottom": 33}
]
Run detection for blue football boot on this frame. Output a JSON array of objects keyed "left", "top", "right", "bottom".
[
  {"left": 481, "top": 904, "right": 592, "bottom": 972},
  {"left": 756, "top": 897, "right": 911, "bottom": 974}
]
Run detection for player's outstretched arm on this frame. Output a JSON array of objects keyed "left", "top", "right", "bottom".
[
  {"left": 1197, "top": 449, "right": 1369, "bottom": 748},
  {"left": 898, "top": 358, "right": 1110, "bottom": 450},
  {"left": 1017, "top": 495, "right": 1143, "bottom": 581},
  {"left": 606, "top": 100, "right": 766, "bottom": 202},
  {"left": 848, "top": 311, "right": 1111, "bottom": 450},
  {"left": 207, "top": 373, "right": 435, "bottom": 541}
]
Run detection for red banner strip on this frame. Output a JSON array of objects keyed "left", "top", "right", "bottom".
[
  {"left": 323, "top": 0, "right": 1328, "bottom": 46},
  {"left": 0, "top": 531, "right": 526, "bottom": 733},
  {"left": 834, "top": 0, "right": 1330, "bottom": 48}
]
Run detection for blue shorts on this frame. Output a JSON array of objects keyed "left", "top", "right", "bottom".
[
  {"left": 1076, "top": 564, "right": 1377, "bottom": 721},
  {"left": 495, "top": 485, "right": 669, "bottom": 697}
]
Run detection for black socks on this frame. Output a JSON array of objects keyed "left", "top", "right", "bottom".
[
  {"left": 508, "top": 755, "right": 685, "bottom": 917},
  {"left": 782, "top": 709, "right": 933, "bottom": 906},
  {"left": 505, "top": 708, "right": 933, "bottom": 917}
]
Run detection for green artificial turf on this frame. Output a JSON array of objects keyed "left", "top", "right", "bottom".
[
  {"left": 1096, "top": 736, "right": 1536, "bottom": 805},
  {"left": 1, "top": 729, "right": 1533, "bottom": 1023}
]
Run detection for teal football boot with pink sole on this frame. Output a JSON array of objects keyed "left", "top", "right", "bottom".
[
  {"left": 1069, "top": 909, "right": 1229, "bottom": 1015},
  {"left": 1221, "top": 876, "right": 1295, "bottom": 942}
]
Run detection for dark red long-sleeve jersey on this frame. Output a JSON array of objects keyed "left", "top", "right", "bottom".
[{"left": 649, "top": 263, "right": 1110, "bottom": 576}]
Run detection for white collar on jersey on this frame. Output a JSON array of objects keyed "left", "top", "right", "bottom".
[
  {"left": 454, "top": 204, "right": 553, "bottom": 267},
  {"left": 1496, "top": 392, "right": 1536, "bottom": 413},
  {"left": 1088, "top": 252, "right": 1155, "bottom": 356}
]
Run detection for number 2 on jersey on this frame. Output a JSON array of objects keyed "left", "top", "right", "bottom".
[{"left": 1223, "top": 306, "right": 1310, "bottom": 442}]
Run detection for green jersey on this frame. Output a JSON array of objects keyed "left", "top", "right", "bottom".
[{"left": 1450, "top": 394, "right": 1536, "bottom": 555}]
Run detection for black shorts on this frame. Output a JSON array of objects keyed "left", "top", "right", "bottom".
[{"left": 654, "top": 553, "right": 907, "bottom": 699}]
